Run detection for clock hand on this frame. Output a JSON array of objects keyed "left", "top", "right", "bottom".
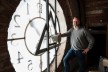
[
  {"left": 30, "top": 21, "right": 40, "bottom": 36},
  {"left": 35, "top": 25, "right": 60, "bottom": 55},
  {"left": 35, "top": 24, "right": 47, "bottom": 55},
  {"left": 7, "top": 37, "right": 25, "bottom": 41},
  {"left": 32, "top": 27, "right": 40, "bottom": 36},
  {"left": 8, "top": 37, "right": 25, "bottom": 45}
]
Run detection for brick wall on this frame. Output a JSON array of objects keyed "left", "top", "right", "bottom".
[
  {"left": 84, "top": 0, "right": 108, "bottom": 27},
  {"left": 84, "top": 0, "right": 108, "bottom": 57},
  {"left": 84, "top": 0, "right": 108, "bottom": 67},
  {"left": 106, "top": 25, "right": 108, "bottom": 57}
]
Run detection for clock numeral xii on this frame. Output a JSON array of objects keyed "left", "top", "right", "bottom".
[{"left": 37, "top": 2, "right": 42, "bottom": 17}]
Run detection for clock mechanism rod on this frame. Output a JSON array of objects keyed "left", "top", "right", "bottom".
[
  {"left": 35, "top": 43, "right": 60, "bottom": 55},
  {"left": 7, "top": 37, "right": 25, "bottom": 41},
  {"left": 49, "top": 43, "right": 60, "bottom": 49},
  {"left": 46, "top": 0, "right": 50, "bottom": 71},
  {"left": 54, "top": 0, "right": 57, "bottom": 71}
]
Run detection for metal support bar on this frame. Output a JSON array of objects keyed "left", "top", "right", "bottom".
[
  {"left": 55, "top": 0, "right": 57, "bottom": 72},
  {"left": 46, "top": 0, "right": 50, "bottom": 72}
]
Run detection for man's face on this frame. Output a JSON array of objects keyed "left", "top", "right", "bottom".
[{"left": 72, "top": 17, "right": 80, "bottom": 27}]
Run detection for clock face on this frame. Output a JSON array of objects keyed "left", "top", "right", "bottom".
[{"left": 7, "top": 0, "right": 67, "bottom": 72}]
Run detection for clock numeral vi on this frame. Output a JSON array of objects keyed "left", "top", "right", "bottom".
[
  {"left": 17, "top": 52, "right": 33, "bottom": 71},
  {"left": 28, "top": 60, "right": 33, "bottom": 71}
]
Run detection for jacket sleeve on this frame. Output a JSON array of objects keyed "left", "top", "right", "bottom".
[
  {"left": 84, "top": 28, "right": 95, "bottom": 49},
  {"left": 61, "top": 28, "right": 72, "bottom": 37}
]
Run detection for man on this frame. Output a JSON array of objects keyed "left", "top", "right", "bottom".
[{"left": 58, "top": 17, "right": 95, "bottom": 72}]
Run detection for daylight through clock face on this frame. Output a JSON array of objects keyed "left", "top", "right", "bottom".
[{"left": 7, "top": 0, "right": 67, "bottom": 72}]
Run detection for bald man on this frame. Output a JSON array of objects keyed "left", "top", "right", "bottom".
[{"left": 58, "top": 17, "right": 95, "bottom": 72}]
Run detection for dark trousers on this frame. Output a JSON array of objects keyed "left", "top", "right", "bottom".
[{"left": 63, "top": 48, "right": 85, "bottom": 72}]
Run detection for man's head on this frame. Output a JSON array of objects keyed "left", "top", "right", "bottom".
[{"left": 72, "top": 17, "right": 80, "bottom": 27}]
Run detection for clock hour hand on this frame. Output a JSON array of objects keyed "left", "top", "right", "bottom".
[
  {"left": 35, "top": 25, "right": 60, "bottom": 55},
  {"left": 30, "top": 21, "right": 40, "bottom": 36},
  {"left": 35, "top": 24, "right": 47, "bottom": 55}
]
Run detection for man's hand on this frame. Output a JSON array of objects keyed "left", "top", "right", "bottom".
[{"left": 82, "top": 48, "right": 90, "bottom": 54}]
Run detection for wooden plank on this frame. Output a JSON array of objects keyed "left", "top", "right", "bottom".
[{"left": 106, "top": 24, "right": 108, "bottom": 57}]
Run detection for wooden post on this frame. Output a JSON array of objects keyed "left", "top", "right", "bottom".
[{"left": 106, "top": 24, "right": 108, "bottom": 58}]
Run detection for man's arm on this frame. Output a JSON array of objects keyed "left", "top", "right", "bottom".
[
  {"left": 57, "top": 28, "right": 72, "bottom": 42},
  {"left": 82, "top": 28, "right": 95, "bottom": 54},
  {"left": 84, "top": 28, "right": 95, "bottom": 49},
  {"left": 61, "top": 28, "right": 72, "bottom": 37}
]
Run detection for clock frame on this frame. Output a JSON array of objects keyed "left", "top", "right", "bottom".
[{"left": 7, "top": 0, "right": 67, "bottom": 72}]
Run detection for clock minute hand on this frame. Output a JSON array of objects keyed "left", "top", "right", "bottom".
[
  {"left": 35, "top": 24, "right": 47, "bottom": 55},
  {"left": 35, "top": 24, "right": 60, "bottom": 55}
]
